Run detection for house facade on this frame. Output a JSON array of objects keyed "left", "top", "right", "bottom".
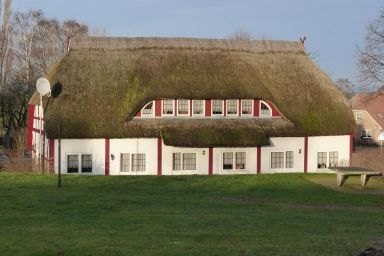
[
  {"left": 27, "top": 37, "right": 355, "bottom": 175},
  {"left": 350, "top": 92, "right": 384, "bottom": 145}
]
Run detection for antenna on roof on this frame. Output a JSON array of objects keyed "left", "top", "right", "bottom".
[
  {"left": 300, "top": 36, "right": 307, "bottom": 46},
  {"left": 51, "top": 82, "right": 62, "bottom": 98},
  {"left": 36, "top": 77, "right": 51, "bottom": 96}
]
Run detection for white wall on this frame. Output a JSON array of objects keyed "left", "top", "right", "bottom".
[
  {"left": 261, "top": 137, "right": 305, "bottom": 174},
  {"left": 109, "top": 138, "right": 158, "bottom": 175},
  {"left": 50, "top": 135, "right": 350, "bottom": 176},
  {"left": 212, "top": 147, "right": 257, "bottom": 175},
  {"left": 307, "top": 135, "right": 350, "bottom": 172},
  {"left": 54, "top": 139, "right": 105, "bottom": 175},
  {"left": 162, "top": 144, "right": 209, "bottom": 175}
]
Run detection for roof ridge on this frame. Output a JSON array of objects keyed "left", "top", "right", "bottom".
[{"left": 70, "top": 36, "right": 305, "bottom": 53}]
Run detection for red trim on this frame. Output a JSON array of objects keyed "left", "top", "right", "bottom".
[
  {"left": 208, "top": 147, "right": 213, "bottom": 175},
  {"left": 238, "top": 99, "right": 241, "bottom": 116},
  {"left": 174, "top": 100, "right": 177, "bottom": 117},
  {"left": 349, "top": 133, "right": 354, "bottom": 164},
  {"left": 32, "top": 128, "right": 45, "bottom": 135},
  {"left": 155, "top": 99, "right": 161, "bottom": 117},
  {"left": 205, "top": 100, "right": 211, "bottom": 117},
  {"left": 223, "top": 100, "right": 227, "bottom": 117},
  {"left": 265, "top": 100, "right": 282, "bottom": 117},
  {"left": 304, "top": 136, "right": 308, "bottom": 173},
  {"left": 49, "top": 139, "right": 54, "bottom": 174},
  {"left": 27, "top": 104, "right": 35, "bottom": 150},
  {"left": 157, "top": 137, "right": 162, "bottom": 176},
  {"left": 257, "top": 146, "right": 261, "bottom": 174},
  {"left": 254, "top": 100, "right": 260, "bottom": 117},
  {"left": 190, "top": 99, "right": 193, "bottom": 117},
  {"left": 105, "top": 138, "right": 110, "bottom": 176}
]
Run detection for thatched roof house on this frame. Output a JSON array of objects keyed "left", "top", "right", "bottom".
[{"left": 30, "top": 37, "right": 355, "bottom": 147}]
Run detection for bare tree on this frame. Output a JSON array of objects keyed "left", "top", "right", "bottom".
[
  {"left": 0, "top": 0, "right": 12, "bottom": 89},
  {"left": 0, "top": 7, "right": 88, "bottom": 137},
  {"left": 12, "top": 10, "right": 42, "bottom": 84},
  {"left": 358, "top": 7, "right": 384, "bottom": 86},
  {"left": 335, "top": 78, "right": 357, "bottom": 99},
  {"left": 227, "top": 28, "right": 252, "bottom": 40}
]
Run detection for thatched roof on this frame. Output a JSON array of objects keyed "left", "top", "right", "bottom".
[{"left": 32, "top": 36, "right": 355, "bottom": 147}]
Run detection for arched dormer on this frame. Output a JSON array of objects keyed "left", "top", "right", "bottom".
[
  {"left": 260, "top": 100, "right": 272, "bottom": 117},
  {"left": 134, "top": 99, "right": 284, "bottom": 120}
]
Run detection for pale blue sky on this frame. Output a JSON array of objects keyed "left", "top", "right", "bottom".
[{"left": 13, "top": 0, "right": 384, "bottom": 87}]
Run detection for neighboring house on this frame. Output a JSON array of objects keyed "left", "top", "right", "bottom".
[
  {"left": 349, "top": 91, "right": 384, "bottom": 145},
  {"left": 27, "top": 37, "right": 355, "bottom": 175}
]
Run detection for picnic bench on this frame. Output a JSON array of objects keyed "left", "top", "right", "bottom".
[{"left": 330, "top": 167, "right": 382, "bottom": 187}]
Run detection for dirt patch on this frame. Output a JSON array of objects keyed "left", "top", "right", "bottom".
[
  {"left": 358, "top": 241, "right": 384, "bottom": 256},
  {"left": 304, "top": 175, "right": 384, "bottom": 195}
]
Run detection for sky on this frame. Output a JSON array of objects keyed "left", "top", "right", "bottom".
[{"left": 12, "top": 0, "right": 384, "bottom": 88}]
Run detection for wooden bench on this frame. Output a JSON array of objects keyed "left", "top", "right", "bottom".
[{"left": 330, "top": 167, "right": 382, "bottom": 187}]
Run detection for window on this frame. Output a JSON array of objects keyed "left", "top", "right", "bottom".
[
  {"left": 362, "top": 129, "right": 372, "bottom": 138},
  {"left": 81, "top": 154, "right": 92, "bottom": 173},
  {"left": 172, "top": 153, "right": 196, "bottom": 171},
  {"left": 120, "top": 153, "right": 130, "bottom": 172},
  {"left": 242, "top": 100, "right": 253, "bottom": 115},
  {"left": 212, "top": 100, "right": 223, "bottom": 115},
  {"left": 173, "top": 153, "right": 181, "bottom": 171},
  {"left": 285, "top": 151, "right": 294, "bottom": 169},
  {"left": 223, "top": 152, "right": 233, "bottom": 170},
  {"left": 132, "top": 153, "right": 146, "bottom": 172},
  {"left": 177, "top": 99, "right": 189, "bottom": 115},
  {"left": 162, "top": 100, "right": 174, "bottom": 115},
  {"left": 67, "top": 155, "right": 79, "bottom": 173},
  {"left": 226, "top": 100, "right": 238, "bottom": 115},
  {"left": 271, "top": 152, "right": 284, "bottom": 169},
  {"left": 260, "top": 101, "right": 271, "bottom": 116},
  {"left": 329, "top": 151, "right": 339, "bottom": 168},
  {"left": 193, "top": 100, "right": 204, "bottom": 115},
  {"left": 182, "top": 153, "right": 196, "bottom": 170},
  {"left": 223, "top": 152, "right": 246, "bottom": 170},
  {"left": 317, "top": 152, "right": 327, "bottom": 169},
  {"left": 235, "top": 152, "right": 246, "bottom": 169},
  {"left": 142, "top": 102, "right": 153, "bottom": 115},
  {"left": 355, "top": 111, "right": 363, "bottom": 120}
]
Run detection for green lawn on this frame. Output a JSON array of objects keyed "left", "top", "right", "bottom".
[{"left": 0, "top": 173, "right": 383, "bottom": 256}]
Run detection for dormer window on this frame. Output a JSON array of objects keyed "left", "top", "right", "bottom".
[
  {"left": 142, "top": 101, "right": 154, "bottom": 116},
  {"left": 226, "top": 100, "right": 238, "bottom": 115},
  {"left": 162, "top": 100, "right": 174, "bottom": 115},
  {"left": 260, "top": 101, "right": 272, "bottom": 117},
  {"left": 193, "top": 100, "right": 204, "bottom": 116},
  {"left": 241, "top": 99, "right": 253, "bottom": 115},
  {"left": 212, "top": 100, "right": 223, "bottom": 115},
  {"left": 177, "top": 99, "right": 189, "bottom": 115}
]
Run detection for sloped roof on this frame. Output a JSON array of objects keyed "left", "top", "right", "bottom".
[
  {"left": 31, "top": 36, "right": 355, "bottom": 147},
  {"left": 350, "top": 91, "right": 384, "bottom": 129}
]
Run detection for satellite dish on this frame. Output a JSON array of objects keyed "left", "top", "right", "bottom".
[
  {"left": 51, "top": 82, "right": 62, "bottom": 98},
  {"left": 36, "top": 78, "right": 51, "bottom": 96}
]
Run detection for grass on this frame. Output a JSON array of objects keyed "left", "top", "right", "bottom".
[{"left": 0, "top": 173, "right": 383, "bottom": 256}]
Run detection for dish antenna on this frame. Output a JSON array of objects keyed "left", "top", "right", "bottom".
[
  {"left": 51, "top": 82, "right": 62, "bottom": 98},
  {"left": 36, "top": 77, "right": 51, "bottom": 96}
]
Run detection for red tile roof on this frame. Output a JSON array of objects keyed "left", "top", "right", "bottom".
[{"left": 350, "top": 91, "right": 384, "bottom": 129}]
